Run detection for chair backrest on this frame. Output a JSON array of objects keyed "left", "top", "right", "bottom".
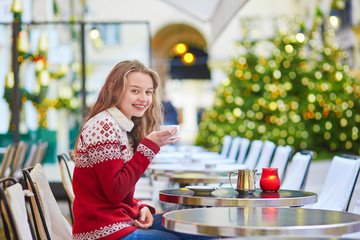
[
  {"left": 220, "top": 135, "right": 232, "bottom": 157},
  {"left": 34, "top": 141, "right": 48, "bottom": 166},
  {"left": 57, "top": 153, "right": 75, "bottom": 224},
  {"left": 350, "top": 180, "right": 360, "bottom": 214},
  {"left": 0, "top": 144, "right": 17, "bottom": 178},
  {"left": 310, "top": 155, "right": 360, "bottom": 212},
  {"left": 227, "top": 137, "right": 242, "bottom": 160},
  {"left": 23, "top": 143, "right": 40, "bottom": 169},
  {"left": 237, "top": 138, "right": 250, "bottom": 164},
  {"left": 281, "top": 151, "right": 313, "bottom": 191},
  {"left": 349, "top": 156, "right": 360, "bottom": 214},
  {"left": 243, "top": 140, "right": 263, "bottom": 169},
  {"left": 23, "top": 163, "right": 72, "bottom": 240},
  {"left": 0, "top": 177, "right": 36, "bottom": 240},
  {"left": 10, "top": 141, "right": 29, "bottom": 178},
  {"left": 255, "top": 140, "right": 276, "bottom": 171},
  {"left": 344, "top": 167, "right": 360, "bottom": 238},
  {"left": 269, "top": 145, "right": 293, "bottom": 181},
  {"left": 58, "top": 154, "right": 74, "bottom": 181}
]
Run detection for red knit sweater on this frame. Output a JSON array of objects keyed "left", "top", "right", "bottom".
[{"left": 72, "top": 109, "right": 159, "bottom": 240}]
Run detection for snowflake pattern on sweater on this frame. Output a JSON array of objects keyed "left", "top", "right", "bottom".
[
  {"left": 76, "top": 111, "right": 134, "bottom": 168},
  {"left": 73, "top": 221, "right": 134, "bottom": 240}
]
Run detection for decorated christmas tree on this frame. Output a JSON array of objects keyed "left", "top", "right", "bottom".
[{"left": 196, "top": 7, "right": 360, "bottom": 156}]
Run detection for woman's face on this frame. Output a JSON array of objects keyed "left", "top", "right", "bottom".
[{"left": 117, "top": 71, "right": 154, "bottom": 119}]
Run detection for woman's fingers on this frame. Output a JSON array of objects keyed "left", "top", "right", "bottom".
[
  {"left": 159, "top": 127, "right": 177, "bottom": 137},
  {"left": 134, "top": 219, "right": 151, "bottom": 229},
  {"left": 146, "top": 128, "right": 180, "bottom": 147},
  {"left": 134, "top": 207, "right": 154, "bottom": 229},
  {"left": 167, "top": 136, "right": 180, "bottom": 145}
]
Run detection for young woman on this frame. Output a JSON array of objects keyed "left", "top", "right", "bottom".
[{"left": 72, "top": 60, "right": 213, "bottom": 240}]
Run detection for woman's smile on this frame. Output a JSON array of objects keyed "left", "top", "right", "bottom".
[{"left": 133, "top": 104, "right": 146, "bottom": 109}]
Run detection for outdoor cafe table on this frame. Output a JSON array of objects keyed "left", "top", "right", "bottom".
[
  {"left": 160, "top": 145, "right": 206, "bottom": 153},
  {"left": 162, "top": 207, "right": 360, "bottom": 237},
  {"left": 159, "top": 188, "right": 317, "bottom": 207},
  {"left": 148, "top": 163, "right": 247, "bottom": 174},
  {"left": 152, "top": 156, "right": 235, "bottom": 164},
  {"left": 151, "top": 170, "right": 264, "bottom": 187},
  {"left": 152, "top": 172, "right": 235, "bottom": 184},
  {"left": 152, "top": 151, "right": 235, "bottom": 164}
]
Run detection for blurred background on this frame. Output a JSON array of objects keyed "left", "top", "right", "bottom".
[{"left": 1, "top": 0, "right": 360, "bottom": 162}]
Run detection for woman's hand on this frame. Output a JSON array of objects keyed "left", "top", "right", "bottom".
[
  {"left": 146, "top": 127, "right": 180, "bottom": 147},
  {"left": 134, "top": 207, "right": 154, "bottom": 229}
]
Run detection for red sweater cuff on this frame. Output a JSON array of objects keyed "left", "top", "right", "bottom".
[{"left": 141, "top": 137, "right": 161, "bottom": 154}]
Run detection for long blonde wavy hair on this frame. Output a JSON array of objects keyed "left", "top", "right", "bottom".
[{"left": 74, "top": 60, "right": 163, "bottom": 153}]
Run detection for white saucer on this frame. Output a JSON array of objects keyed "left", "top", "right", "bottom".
[{"left": 185, "top": 186, "right": 216, "bottom": 195}]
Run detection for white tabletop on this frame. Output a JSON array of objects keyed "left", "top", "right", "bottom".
[
  {"left": 152, "top": 172, "right": 235, "bottom": 184},
  {"left": 148, "top": 163, "right": 247, "bottom": 173},
  {"left": 163, "top": 207, "right": 360, "bottom": 237},
  {"left": 160, "top": 145, "right": 205, "bottom": 153},
  {"left": 159, "top": 188, "right": 317, "bottom": 207},
  {"left": 152, "top": 156, "right": 235, "bottom": 164},
  {"left": 154, "top": 151, "right": 227, "bottom": 160}
]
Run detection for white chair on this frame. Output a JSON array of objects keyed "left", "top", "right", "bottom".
[
  {"left": 34, "top": 141, "right": 48, "bottom": 165},
  {"left": 0, "top": 178, "right": 36, "bottom": 240},
  {"left": 23, "top": 143, "right": 39, "bottom": 168},
  {"left": 237, "top": 138, "right": 250, "bottom": 164},
  {"left": 281, "top": 151, "right": 313, "bottom": 191},
  {"left": 255, "top": 140, "right": 276, "bottom": 171},
  {"left": 0, "top": 144, "right": 17, "bottom": 178},
  {"left": 23, "top": 163, "right": 72, "bottom": 240},
  {"left": 23, "top": 141, "right": 46, "bottom": 169},
  {"left": 10, "top": 141, "right": 29, "bottom": 179},
  {"left": 24, "top": 141, "right": 48, "bottom": 168},
  {"left": 57, "top": 153, "right": 75, "bottom": 224},
  {"left": 343, "top": 163, "right": 360, "bottom": 238},
  {"left": 242, "top": 140, "right": 263, "bottom": 169},
  {"left": 309, "top": 155, "right": 360, "bottom": 212},
  {"left": 269, "top": 145, "right": 293, "bottom": 181},
  {"left": 349, "top": 179, "right": 360, "bottom": 215},
  {"left": 227, "top": 137, "right": 242, "bottom": 160},
  {"left": 220, "top": 135, "right": 232, "bottom": 157}
]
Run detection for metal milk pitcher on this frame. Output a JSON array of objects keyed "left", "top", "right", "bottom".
[{"left": 229, "top": 169, "right": 257, "bottom": 195}]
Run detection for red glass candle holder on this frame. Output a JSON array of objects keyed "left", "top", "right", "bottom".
[{"left": 260, "top": 168, "right": 280, "bottom": 192}]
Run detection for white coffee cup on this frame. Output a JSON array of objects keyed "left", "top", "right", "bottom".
[{"left": 160, "top": 125, "right": 180, "bottom": 140}]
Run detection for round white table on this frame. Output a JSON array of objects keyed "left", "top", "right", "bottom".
[
  {"left": 152, "top": 172, "right": 235, "bottom": 184},
  {"left": 162, "top": 207, "right": 360, "bottom": 237},
  {"left": 149, "top": 163, "right": 247, "bottom": 174},
  {"left": 159, "top": 188, "right": 317, "bottom": 207}
]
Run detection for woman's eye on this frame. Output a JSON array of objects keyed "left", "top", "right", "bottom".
[
  {"left": 146, "top": 91, "right": 153, "bottom": 95},
  {"left": 132, "top": 89, "right": 139, "bottom": 93}
]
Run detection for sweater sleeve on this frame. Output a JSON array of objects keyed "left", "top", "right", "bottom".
[{"left": 81, "top": 118, "right": 160, "bottom": 205}]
